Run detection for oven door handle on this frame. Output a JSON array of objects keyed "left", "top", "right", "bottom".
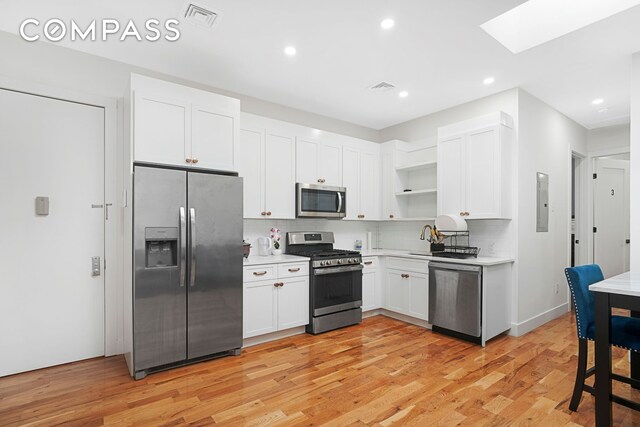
[{"left": 314, "top": 264, "right": 363, "bottom": 275}]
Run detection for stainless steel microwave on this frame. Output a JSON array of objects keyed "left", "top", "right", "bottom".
[{"left": 296, "top": 183, "right": 346, "bottom": 218}]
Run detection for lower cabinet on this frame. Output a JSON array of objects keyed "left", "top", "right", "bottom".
[
  {"left": 243, "top": 262, "right": 309, "bottom": 339},
  {"left": 361, "top": 257, "right": 380, "bottom": 311},
  {"left": 385, "top": 258, "right": 429, "bottom": 320}
]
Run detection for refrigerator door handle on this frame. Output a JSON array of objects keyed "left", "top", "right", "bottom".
[
  {"left": 189, "top": 207, "right": 197, "bottom": 287},
  {"left": 179, "top": 207, "right": 187, "bottom": 287}
]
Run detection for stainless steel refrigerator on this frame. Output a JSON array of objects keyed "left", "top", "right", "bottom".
[{"left": 132, "top": 165, "right": 243, "bottom": 379}]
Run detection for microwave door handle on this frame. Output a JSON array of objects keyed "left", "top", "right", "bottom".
[
  {"left": 179, "top": 207, "right": 186, "bottom": 287},
  {"left": 189, "top": 207, "right": 197, "bottom": 287},
  {"left": 337, "top": 191, "right": 343, "bottom": 213}
]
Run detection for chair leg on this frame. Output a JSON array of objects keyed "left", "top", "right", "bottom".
[{"left": 569, "top": 338, "right": 589, "bottom": 411}]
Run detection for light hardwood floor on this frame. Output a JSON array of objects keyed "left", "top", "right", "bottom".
[{"left": 1, "top": 313, "right": 639, "bottom": 426}]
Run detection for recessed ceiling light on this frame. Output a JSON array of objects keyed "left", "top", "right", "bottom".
[
  {"left": 398, "top": 91, "right": 409, "bottom": 98},
  {"left": 592, "top": 98, "right": 604, "bottom": 105},
  {"left": 483, "top": 77, "right": 495, "bottom": 85},
  {"left": 481, "top": 0, "right": 640, "bottom": 54},
  {"left": 284, "top": 46, "right": 296, "bottom": 56},
  {"left": 381, "top": 19, "right": 395, "bottom": 30}
]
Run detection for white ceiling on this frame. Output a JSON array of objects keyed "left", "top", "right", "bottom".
[{"left": 1, "top": 0, "right": 639, "bottom": 130}]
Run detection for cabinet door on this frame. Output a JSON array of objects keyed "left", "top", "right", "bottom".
[
  {"left": 362, "top": 269, "right": 377, "bottom": 311},
  {"left": 381, "top": 150, "right": 398, "bottom": 219},
  {"left": 243, "top": 280, "right": 278, "bottom": 338},
  {"left": 408, "top": 272, "right": 428, "bottom": 320},
  {"left": 296, "top": 138, "right": 319, "bottom": 183},
  {"left": 437, "top": 134, "right": 465, "bottom": 216},
  {"left": 359, "top": 151, "right": 379, "bottom": 220},
  {"left": 134, "top": 91, "right": 189, "bottom": 166},
  {"left": 239, "top": 128, "right": 264, "bottom": 219},
  {"left": 342, "top": 147, "right": 360, "bottom": 220},
  {"left": 277, "top": 277, "right": 309, "bottom": 330},
  {"left": 465, "top": 127, "right": 499, "bottom": 218},
  {"left": 265, "top": 132, "right": 296, "bottom": 219},
  {"left": 385, "top": 270, "right": 407, "bottom": 313},
  {"left": 319, "top": 141, "right": 343, "bottom": 186},
  {"left": 191, "top": 104, "right": 237, "bottom": 172}
]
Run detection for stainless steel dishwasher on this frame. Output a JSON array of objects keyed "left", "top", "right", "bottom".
[{"left": 428, "top": 262, "right": 482, "bottom": 344}]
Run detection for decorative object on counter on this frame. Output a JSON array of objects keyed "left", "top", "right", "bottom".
[
  {"left": 270, "top": 227, "right": 282, "bottom": 255},
  {"left": 243, "top": 241, "right": 251, "bottom": 259},
  {"left": 355, "top": 239, "right": 363, "bottom": 250},
  {"left": 256, "top": 236, "right": 272, "bottom": 256}
]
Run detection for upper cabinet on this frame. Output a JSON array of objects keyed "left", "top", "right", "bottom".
[
  {"left": 131, "top": 74, "right": 240, "bottom": 172},
  {"left": 437, "top": 112, "right": 513, "bottom": 219},
  {"left": 342, "top": 145, "right": 380, "bottom": 220},
  {"left": 238, "top": 114, "right": 296, "bottom": 219},
  {"left": 296, "top": 138, "right": 342, "bottom": 186}
]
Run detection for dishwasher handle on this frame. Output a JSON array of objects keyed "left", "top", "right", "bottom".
[{"left": 429, "top": 262, "right": 481, "bottom": 273}]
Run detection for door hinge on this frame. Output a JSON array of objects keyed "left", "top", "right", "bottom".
[
  {"left": 593, "top": 173, "right": 597, "bottom": 179},
  {"left": 593, "top": 227, "right": 597, "bottom": 233}
]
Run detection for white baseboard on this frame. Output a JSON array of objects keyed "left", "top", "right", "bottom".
[
  {"left": 378, "top": 309, "right": 430, "bottom": 329},
  {"left": 242, "top": 326, "right": 305, "bottom": 348},
  {"left": 509, "top": 303, "right": 570, "bottom": 337}
]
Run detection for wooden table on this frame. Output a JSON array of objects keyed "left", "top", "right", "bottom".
[{"left": 590, "top": 271, "right": 640, "bottom": 426}]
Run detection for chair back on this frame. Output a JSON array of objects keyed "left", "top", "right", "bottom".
[{"left": 564, "top": 264, "right": 604, "bottom": 340}]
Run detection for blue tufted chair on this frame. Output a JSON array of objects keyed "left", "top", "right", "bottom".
[{"left": 565, "top": 265, "right": 640, "bottom": 411}]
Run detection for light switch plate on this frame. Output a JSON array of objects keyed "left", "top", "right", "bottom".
[
  {"left": 35, "top": 196, "right": 49, "bottom": 215},
  {"left": 91, "top": 256, "right": 101, "bottom": 276}
]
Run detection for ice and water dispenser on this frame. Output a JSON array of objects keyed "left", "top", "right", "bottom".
[{"left": 145, "top": 227, "right": 178, "bottom": 268}]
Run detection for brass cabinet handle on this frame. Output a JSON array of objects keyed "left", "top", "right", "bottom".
[
  {"left": 266, "top": 211, "right": 272, "bottom": 216},
  {"left": 317, "top": 178, "right": 326, "bottom": 183},
  {"left": 401, "top": 274, "right": 410, "bottom": 278},
  {"left": 261, "top": 212, "right": 266, "bottom": 216},
  {"left": 186, "top": 158, "right": 192, "bottom": 163},
  {"left": 364, "top": 261, "right": 373, "bottom": 265},
  {"left": 288, "top": 268, "right": 300, "bottom": 272},
  {"left": 253, "top": 271, "right": 268, "bottom": 276},
  {"left": 192, "top": 158, "right": 199, "bottom": 164},
  {"left": 274, "top": 282, "right": 284, "bottom": 287},
  {"left": 358, "top": 214, "right": 365, "bottom": 219},
  {"left": 389, "top": 214, "right": 394, "bottom": 219}
]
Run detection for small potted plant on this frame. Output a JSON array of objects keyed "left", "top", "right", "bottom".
[{"left": 270, "top": 227, "right": 282, "bottom": 255}]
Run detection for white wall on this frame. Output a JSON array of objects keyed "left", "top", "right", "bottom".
[
  {"left": 516, "top": 90, "right": 587, "bottom": 329},
  {"left": 588, "top": 124, "right": 630, "bottom": 154},
  {"left": 631, "top": 52, "right": 640, "bottom": 272},
  {"left": 0, "top": 32, "right": 379, "bottom": 142}
]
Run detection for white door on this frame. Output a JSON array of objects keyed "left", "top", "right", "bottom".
[
  {"left": 408, "top": 273, "right": 429, "bottom": 320},
  {"left": 594, "top": 158, "right": 630, "bottom": 278},
  {"left": 239, "top": 128, "right": 264, "bottom": 218},
  {"left": 342, "top": 147, "right": 360, "bottom": 220},
  {"left": 319, "top": 141, "right": 343, "bottom": 186},
  {"left": 386, "top": 270, "right": 407, "bottom": 313},
  {"left": 362, "top": 269, "right": 376, "bottom": 311},
  {"left": 381, "top": 151, "right": 398, "bottom": 219},
  {"left": 265, "top": 131, "right": 296, "bottom": 219},
  {"left": 0, "top": 89, "right": 105, "bottom": 376},
  {"left": 277, "top": 277, "right": 309, "bottom": 330},
  {"left": 191, "top": 104, "right": 237, "bottom": 172},
  {"left": 466, "top": 127, "right": 499, "bottom": 218},
  {"left": 360, "top": 151, "right": 379, "bottom": 220},
  {"left": 134, "top": 91, "right": 189, "bottom": 166},
  {"left": 296, "top": 138, "right": 319, "bottom": 183},
  {"left": 437, "top": 134, "right": 465, "bottom": 216},
  {"left": 243, "top": 281, "right": 278, "bottom": 338}
]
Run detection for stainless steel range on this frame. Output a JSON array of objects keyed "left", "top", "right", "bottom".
[{"left": 286, "top": 232, "right": 363, "bottom": 334}]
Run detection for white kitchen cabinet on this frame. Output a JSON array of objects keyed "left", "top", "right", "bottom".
[
  {"left": 342, "top": 146, "right": 380, "bottom": 220},
  {"left": 243, "top": 262, "right": 309, "bottom": 339},
  {"left": 384, "top": 257, "right": 429, "bottom": 320},
  {"left": 132, "top": 74, "right": 239, "bottom": 172},
  {"left": 361, "top": 257, "right": 380, "bottom": 311},
  {"left": 296, "top": 138, "right": 342, "bottom": 186},
  {"left": 239, "top": 116, "right": 295, "bottom": 219},
  {"left": 437, "top": 112, "right": 513, "bottom": 219}
]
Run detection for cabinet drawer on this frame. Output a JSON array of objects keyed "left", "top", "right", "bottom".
[
  {"left": 277, "top": 262, "right": 309, "bottom": 279},
  {"left": 362, "top": 257, "right": 378, "bottom": 270},
  {"left": 386, "top": 257, "right": 428, "bottom": 274},
  {"left": 243, "top": 265, "right": 277, "bottom": 283}
]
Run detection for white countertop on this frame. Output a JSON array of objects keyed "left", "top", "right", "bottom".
[
  {"left": 360, "top": 249, "right": 514, "bottom": 266},
  {"left": 243, "top": 254, "right": 309, "bottom": 266},
  {"left": 590, "top": 271, "right": 640, "bottom": 297}
]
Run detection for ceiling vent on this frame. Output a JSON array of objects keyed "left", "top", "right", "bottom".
[
  {"left": 369, "top": 81, "right": 396, "bottom": 92},
  {"left": 183, "top": 3, "right": 218, "bottom": 28}
]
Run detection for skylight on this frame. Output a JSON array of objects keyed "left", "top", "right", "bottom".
[{"left": 481, "top": 0, "right": 640, "bottom": 54}]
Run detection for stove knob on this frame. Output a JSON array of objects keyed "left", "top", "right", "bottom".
[
  {"left": 319, "top": 261, "right": 325, "bottom": 266},
  {"left": 337, "top": 260, "right": 343, "bottom": 265}
]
